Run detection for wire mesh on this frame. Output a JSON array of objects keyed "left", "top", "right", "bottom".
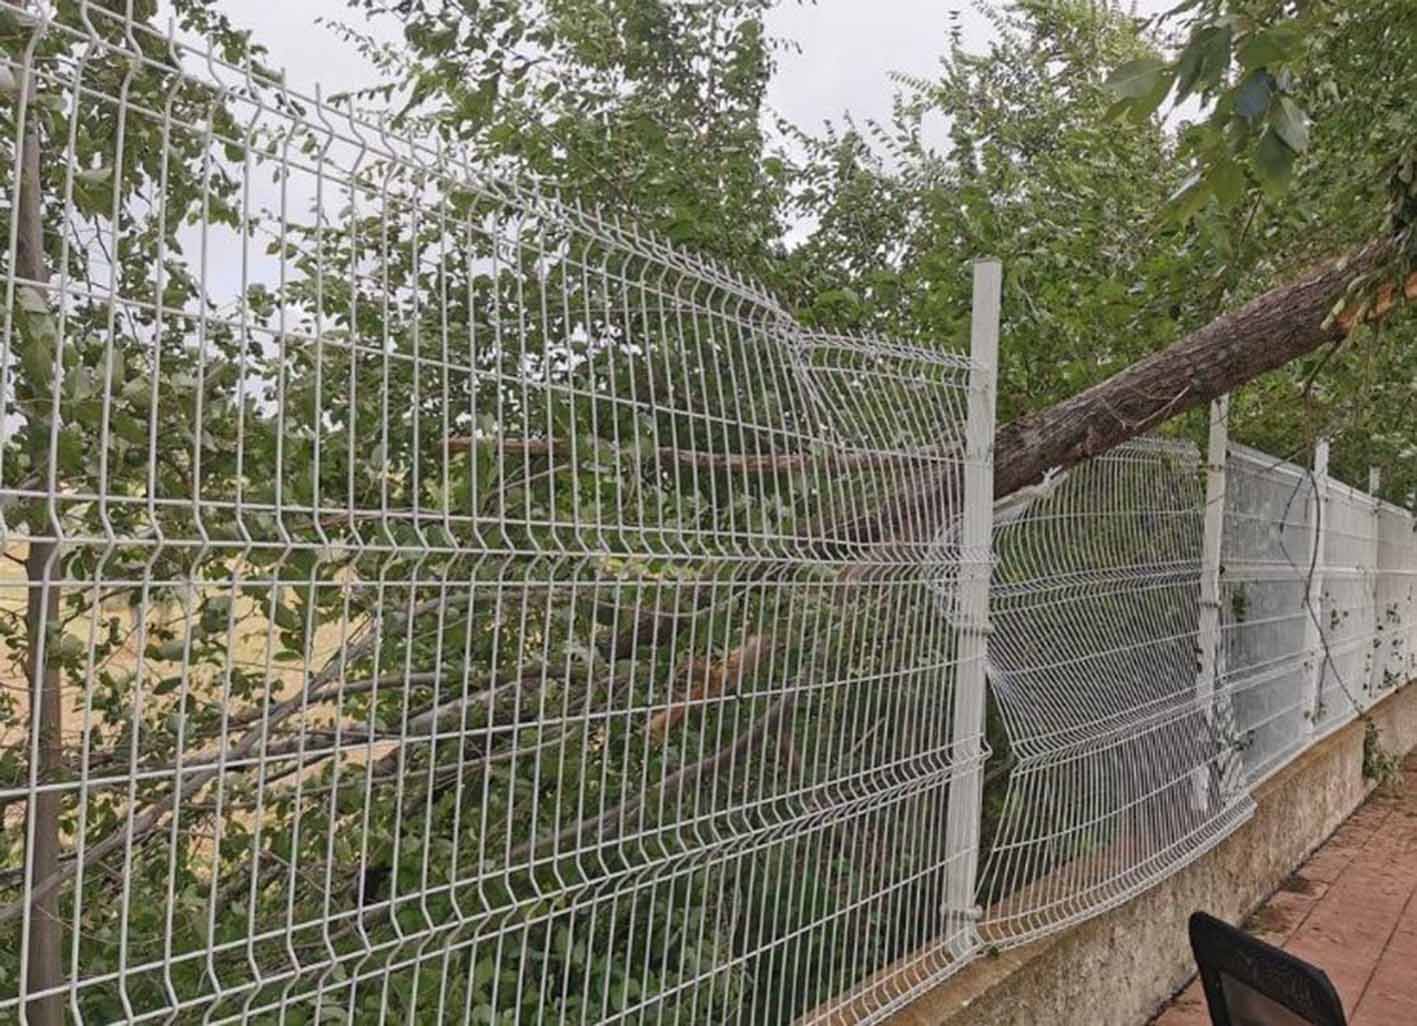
[
  {"left": 1375, "top": 501, "right": 1417, "bottom": 697},
  {"left": 0, "top": 5, "right": 989, "bottom": 1025},
  {"left": 1316, "top": 481, "right": 1381, "bottom": 734},
  {"left": 1217, "top": 444, "right": 1417, "bottom": 783},
  {"left": 976, "top": 439, "right": 1254, "bottom": 946},
  {"left": 1219, "top": 445, "right": 1319, "bottom": 782}
]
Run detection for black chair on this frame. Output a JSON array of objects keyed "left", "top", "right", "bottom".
[{"left": 1188, "top": 912, "right": 1346, "bottom": 1026}]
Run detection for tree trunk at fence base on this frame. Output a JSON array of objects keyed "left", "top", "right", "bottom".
[
  {"left": 16, "top": 47, "right": 64, "bottom": 1026},
  {"left": 837, "top": 236, "right": 1416, "bottom": 549}
]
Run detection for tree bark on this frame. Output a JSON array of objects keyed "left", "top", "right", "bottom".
[
  {"left": 833, "top": 237, "right": 1412, "bottom": 550},
  {"left": 16, "top": 33, "right": 64, "bottom": 1026},
  {"left": 992, "top": 239, "right": 1408, "bottom": 500}
]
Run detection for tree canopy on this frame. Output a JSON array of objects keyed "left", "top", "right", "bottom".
[{"left": 350, "top": 0, "right": 1417, "bottom": 496}]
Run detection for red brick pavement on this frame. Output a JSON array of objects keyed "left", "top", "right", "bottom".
[{"left": 1151, "top": 755, "right": 1417, "bottom": 1026}]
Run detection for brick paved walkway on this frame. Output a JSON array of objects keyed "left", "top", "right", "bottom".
[{"left": 1152, "top": 755, "right": 1417, "bottom": 1026}]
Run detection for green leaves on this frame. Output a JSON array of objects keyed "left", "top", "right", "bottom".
[
  {"left": 1249, "top": 98, "right": 1308, "bottom": 198},
  {"left": 1173, "top": 22, "right": 1233, "bottom": 102},
  {"left": 1237, "top": 22, "right": 1305, "bottom": 70},
  {"left": 14, "top": 285, "right": 59, "bottom": 390},
  {"left": 1207, "top": 155, "right": 1246, "bottom": 207},
  {"left": 1105, "top": 57, "right": 1174, "bottom": 122},
  {"left": 1254, "top": 128, "right": 1296, "bottom": 196},
  {"left": 1105, "top": 6, "right": 1323, "bottom": 214},
  {"left": 1168, "top": 171, "right": 1210, "bottom": 222},
  {"left": 1106, "top": 57, "right": 1169, "bottom": 100},
  {"left": 1233, "top": 70, "right": 1274, "bottom": 123},
  {"left": 1271, "top": 97, "right": 1310, "bottom": 155}
]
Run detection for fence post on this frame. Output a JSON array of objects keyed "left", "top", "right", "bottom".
[
  {"left": 943, "top": 259, "right": 1000, "bottom": 959},
  {"left": 1302, "top": 439, "right": 1330, "bottom": 734},
  {"left": 1366, "top": 467, "right": 1384, "bottom": 703},
  {"left": 1194, "top": 397, "right": 1228, "bottom": 809}
]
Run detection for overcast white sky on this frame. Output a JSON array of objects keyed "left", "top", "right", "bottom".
[{"left": 188, "top": 0, "right": 1177, "bottom": 142}]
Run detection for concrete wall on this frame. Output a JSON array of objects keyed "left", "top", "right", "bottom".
[{"left": 881, "top": 682, "right": 1417, "bottom": 1026}]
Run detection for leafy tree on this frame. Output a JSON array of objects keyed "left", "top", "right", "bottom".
[
  {"left": 339, "top": 0, "right": 793, "bottom": 277},
  {"left": 1102, "top": 0, "right": 1417, "bottom": 497}
]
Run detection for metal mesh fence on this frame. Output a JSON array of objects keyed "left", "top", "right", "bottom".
[
  {"left": 1318, "top": 480, "right": 1380, "bottom": 733},
  {"left": 0, "top": 5, "right": 992, "bottom": 1024},
  {"left": 1375, "top": 501, "right": 1417, "bottom": 696},
  {"left": 1220, "top": 445, "right": 1319, "bottom": 781},
  {"left": 3, "top": 4, "right": 1417, "bottom": 1025},
  {"left": 977, "top": 440, "right": 1253, "bottom": 946},
  {"left": 1220, "top": 444, "right": 1417, "bottom": 785}
]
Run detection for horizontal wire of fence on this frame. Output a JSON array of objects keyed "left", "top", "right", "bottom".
[
  {"left": 6, "top": 4, "right": 1417, "bottom": 1026},
  {"left": 1221, "top": 443, "right": 1417, "bottom": 783}
]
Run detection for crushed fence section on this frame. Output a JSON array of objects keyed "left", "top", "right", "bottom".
[
  {"left": 0, "top": 5, "right": 993, "bottom": 1025},
  {"left": 977, "top": 440, "right": 1253, "bottom": 946}
]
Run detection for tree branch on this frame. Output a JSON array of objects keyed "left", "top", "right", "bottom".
[
  {"left": 508, "top": 692, "right": 799, "bottom": 864},
  {"left": 445, "top": 435, "right": 923, "bottom": 474},
  {"left": 829, "top": 237, "right": 1411, "bottom": 552}
]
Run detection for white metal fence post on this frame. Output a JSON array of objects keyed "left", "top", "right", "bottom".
[
  {"left": 1367, "top": 466, "right": 1383, "bottom": 704},
  {"left": 942, "top": 259, "right": 1000, "bottom": 959},
  {"left": 1302, "top": 439, "right": 1331, "bottom": 733},
  {"left": 1194, "top": 397, "right": 1228, "bottom": 809}
]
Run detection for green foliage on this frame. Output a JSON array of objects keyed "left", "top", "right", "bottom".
[
  {"left": 783, "top": 0, "right": 1218, "bottom": 426},
  {"left": 341, "top": 0, "right": 792, "bottom": 279},
  {"left": 1362, "top": 720, "right": 1404, "bottom": 791}
]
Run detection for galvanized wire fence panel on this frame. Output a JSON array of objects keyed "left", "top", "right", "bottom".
[
  {"left": 1217, "top": 443, "right": 1417, "bottom": 785},
  {"left": 0, "top": 5, "right": 993, "bottom": 1025},
  {"left": 1375, "top": 501, "right": 1417, "bottom": 695},
  {"left": 1219, "top": 445, "right": 1319, "bottom": 781},
  {"left": 1317, "top": 480, "right": 1381, "bottom": 733},
  {"left": 976, "top": 439, "right": 1254, "bottom": 946}
]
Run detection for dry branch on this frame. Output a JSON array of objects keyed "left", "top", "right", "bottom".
[
  {"left": 509, "top": 692, "right": 800, "bottom": 863},
  {"left": 645, "top": 633, "right": 773, "bottom": 743}
]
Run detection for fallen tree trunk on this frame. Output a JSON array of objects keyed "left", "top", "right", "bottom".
[
  {"left": 993, "top": 239, "right": 1414, "bottom": 499},
  {"left": 839, "top": 237, "right": 1416, "bottom": 550}
]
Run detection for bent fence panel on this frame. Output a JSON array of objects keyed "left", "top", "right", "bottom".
[
  {"left": 977, "top": 439, "right": 1254, "bottom": 947},
  {"left": 0, "top": 5, "right": 991, "bottom": 1025}
]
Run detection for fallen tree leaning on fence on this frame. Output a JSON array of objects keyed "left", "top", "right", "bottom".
[
  {"left": 9, "top": 3, "right": 1417, "bottom": 1024},
  {"left": 835, "top": 235, "right": 1417, "bottom": 553}
]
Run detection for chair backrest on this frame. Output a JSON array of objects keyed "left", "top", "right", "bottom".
[{"left": 1188, "top": 912, "right": 1347, "bottom": 1026}]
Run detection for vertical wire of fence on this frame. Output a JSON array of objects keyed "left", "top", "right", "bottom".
[
  {"left": 0, "top": 5, "right": 995, "bottom": 1025},
  {"left": 973, "top": 404, "right": 1417, "bottom": 955},
  {"left": 1217, "top": 438, "right": 1417, "bottom": 785},
  {"left": 1219, "top": 443, "right": 1321, "bottom": 782}
]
